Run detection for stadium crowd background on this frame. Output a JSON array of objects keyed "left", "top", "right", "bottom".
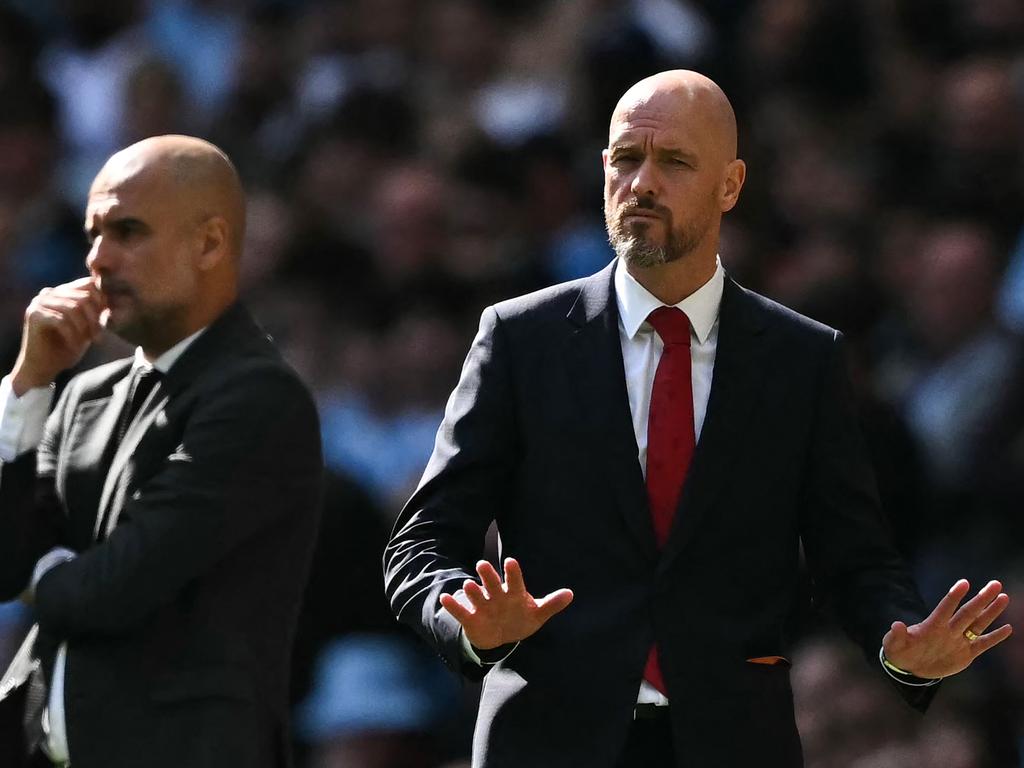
[{"left": 0, "top": 0, "right": 1021, "bottom": 765}]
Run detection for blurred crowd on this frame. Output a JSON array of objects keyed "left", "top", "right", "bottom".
[{"left": 0, "top": 0, "right": 1021, "bottom": 765}]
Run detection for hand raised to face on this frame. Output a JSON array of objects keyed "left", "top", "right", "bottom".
[
  {"left": 439, "top": 558, "right": 574, "bottom": 651},
  {"left": 12, "top": 277, "right": 106, "bottom": 395}
]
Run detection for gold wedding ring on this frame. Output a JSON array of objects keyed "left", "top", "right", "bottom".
[{"left": 964, "top": 629, "right": 979, "bottom": 642}]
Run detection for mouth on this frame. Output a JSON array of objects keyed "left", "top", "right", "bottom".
[
  {"left": 622, "top": 208, "right": 664, "bottom": 222},
  {"left": 98, "top": 281, "right": 132, "bottom": 300}
]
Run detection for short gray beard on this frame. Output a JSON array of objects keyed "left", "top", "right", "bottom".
[
  {"left": 611, "top": 233, "right": 673, "bottom": 268},
  {"left": 607, "top": 218, "right": 703, "bottom": 268}
]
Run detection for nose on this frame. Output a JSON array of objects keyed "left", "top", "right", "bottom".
[
  {"left": 630, "top": 157, "right": 659, "bottom": 198},
  {"left": 86, "top": 236, "right": 113, "bottom": 274}
]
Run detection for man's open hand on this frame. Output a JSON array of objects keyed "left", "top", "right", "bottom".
[
  {"left": 439, "top": 558, "right": 573, "bottom": 650},
  {"left": 883, "top": 579, "right": 1012, "bottom": 679}
]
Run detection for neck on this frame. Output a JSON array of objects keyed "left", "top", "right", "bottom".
[
  {"left": 626, "top": 249, "right": 718, "bottom": 305},
  {"left": 139, "top": 291, "right": 236, "bottom": 361}
]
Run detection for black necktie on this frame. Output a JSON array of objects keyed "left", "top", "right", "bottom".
[{"left": 116, "top": 366, "right": 162, "bottom": 444}]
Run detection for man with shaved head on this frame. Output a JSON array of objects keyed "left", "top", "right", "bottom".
[
  {"left": 385, "top": 72, "right": 1011, "bottom": 766},
  {"left": 0, "top": 136, "right": 323, "bottom": 767}
]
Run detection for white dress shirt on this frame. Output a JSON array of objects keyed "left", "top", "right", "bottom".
[{"left": 0, "top": 327, "right": 205, "bottom": 765}]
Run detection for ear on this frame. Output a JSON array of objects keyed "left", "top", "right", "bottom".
[
  {"left": 720, "top": 159, "right": 746, "bottom": 213},
  {"left": 601, "top": 148, "right": 610, "bottom": 172},
  {"left": 195, "top": 216, "right": 230, "bottom": 271}
]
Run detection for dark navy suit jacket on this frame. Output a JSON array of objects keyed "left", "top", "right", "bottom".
[{"left": 385, "top": 262, "right": 931, "bottom": 767}]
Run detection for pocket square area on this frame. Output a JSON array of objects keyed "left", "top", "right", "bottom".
[
  {"left": 745, "top": 656, "right": 790, "bottom": 666},
  {"left": 168, "top": 444, "right": 193, "bottom": 463}
]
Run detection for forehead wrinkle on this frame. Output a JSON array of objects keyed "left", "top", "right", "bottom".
[{"left": 608, "top": 71, "right": 738, "bottom": 160}]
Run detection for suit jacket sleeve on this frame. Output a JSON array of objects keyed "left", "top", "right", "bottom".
[
  {"left": 32, "top": 366, "right": 323, "bottom": 638},
  {"left": 384, "top": 306, "right": 519, "bottom": 679},
  {"left": 800, "top": 331, "right": 937, "bottom": 710},
  {"left": 0, "top": 385, "right": 71, "bottom": 601}
]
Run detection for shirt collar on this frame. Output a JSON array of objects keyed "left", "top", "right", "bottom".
[
  {"left": 132, "top": 326, "right": 207, "bottom": 374},
  {"left": 614, "top": 255, "right": 725, "bottom": 344}
]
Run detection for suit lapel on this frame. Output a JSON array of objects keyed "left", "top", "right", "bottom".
[
  {"left": 659, "top": 278, "right": 770, "bottom": 571},
  {"left": 565, "top": 262, "right": 657, "bottom": 561},
  {"left": 92, "top": 303, "right": 264, "bottom": 540},
  {"left": 95, "top": 387, "right": 169, "bottom": 540},
  {"left": 57, "top": 378, "right": 126, "bottom": 504}
]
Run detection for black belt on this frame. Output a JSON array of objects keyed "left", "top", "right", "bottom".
[{"left": 633, "top": 703, "right": 670, "bottom": 720}]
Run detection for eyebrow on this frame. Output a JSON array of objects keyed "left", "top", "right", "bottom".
[
  {"left": 608, "top": 143, "right": 700, "bottom": 163},
  {"left": 84, "top": 216, "right": 148, "bottom": 241}
]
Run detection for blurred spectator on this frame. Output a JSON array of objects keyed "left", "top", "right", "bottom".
[
  {"left": 899, "top": 222, "right": 1020, "bottom": 495},
  {"left": 38, "top": 0, "right": 153, "bottom": 199},
  {"left": 927, "top": 57, "right": 1023, "bottom": 241},
  {"left": 121, "top": 56, "right": 192, "bottom": 143},
  {"left": 0, "top": 78, "right": 84, "bottom": 364},
  {"left": 144, "top": 0, "right": 243, "bottom": 116},
  {"left": 295, "top": 634, "right": 462, "bottom": 768}
]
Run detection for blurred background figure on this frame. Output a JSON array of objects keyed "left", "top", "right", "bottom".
[
  {"left": 0, "top": 0, "right": 1020, "bottom": 764},
  {"left": 295, "top": 634, "right": 463, "bottom": 768}
]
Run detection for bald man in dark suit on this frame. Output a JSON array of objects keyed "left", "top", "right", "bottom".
[
  {"left": 0, "top": 136, "right": 323, "bottom": 768},
  {"left": 384, "top": 71, "right": 1012, "bottom": 767}
]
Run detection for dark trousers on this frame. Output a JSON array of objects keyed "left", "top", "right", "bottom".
[{"left": 615, "top": 711, "right": 674, "bottom": 767}]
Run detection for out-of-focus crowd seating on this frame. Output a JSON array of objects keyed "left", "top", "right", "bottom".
[{"left": 0, "top": 0, "right": 1021, "bottom": 765}]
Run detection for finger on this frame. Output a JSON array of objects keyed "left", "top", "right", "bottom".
[
  {"left": 967, "top": 593, "right": 1010, "bottom": 635},
  {"left": 969, "top": 624, "right": 1013, "bottom": 657},
  {"left": 883, "top": 621, "right": 910, "bottom": 654},
  {"left": 39, "top": 295, "right": 90, "bottom": 326},
  {"left": 55, "top": 296, "right": 99, "bottom": 337},
  {"left": 463, "top": 579, "right": 489, "bottom": 609},
  {"left": 439, "top": 592, "right": 474, "bottom": 626},
  {"left": 932, "top": 579, "right": 971, "bottom": 624},
  {"left": 504, "top": 558, "right": 526, "bottom": 596},
  {"left": 38, "top": 308, "right": 87, "bottom": 352},
  {"left": 64, "top": 276, "right": 98, "bottom": 290},
  {"left": 476, "top": 560, "right": 504, "bottom": 598},
  {"left": 75, "top": 300, "right": 102, "bottom": 339},
  {"left": 63, "top": 294, "right": 102, "bottom": 339},
  {"left": 535, "top": 588, "right": 574, "bottom": 623},
  {"left": 44, "top": 298, "right": 92, "bottom": 339},
  {"left": 952, "top": 580, "right": 1003, "bottom": 632},
  {"left": 83, "top": 287, "right": 107, "bottom": 328}
]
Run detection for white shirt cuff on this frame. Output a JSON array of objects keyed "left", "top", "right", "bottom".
[
  {"left": 0, "top": 375, "right": 55, "bottom": 462},
  {"left": 31, "top": 548, "right": 77, "bottom": 599}
]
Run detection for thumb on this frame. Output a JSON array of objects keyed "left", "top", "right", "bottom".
[{"left": 884, "top": 620, "right": 910, "bottom": 652}]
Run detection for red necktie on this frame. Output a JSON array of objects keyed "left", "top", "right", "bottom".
[{"left": 643, "top": 306, "right": 695, "bottom": 695}]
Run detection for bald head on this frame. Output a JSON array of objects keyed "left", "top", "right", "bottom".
[
  {"left": 85, "top": 135, "right": 246, "bottom": 356},
  {"left": 609, "top": 70, "right": 738, "bottom": 161},
  {"left": 92, "top": 134, "right": 246, "bottom": 257},
  {"left": 602, "top": 71, "right": 745, "bottom": 300}
]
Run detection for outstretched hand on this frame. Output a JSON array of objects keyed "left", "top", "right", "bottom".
[
  {"left": 439, "top": 558, "right": 573, "bottom": 651},
  {"left": 883, "top": 579, "right": 1012, "bottom": 679}
]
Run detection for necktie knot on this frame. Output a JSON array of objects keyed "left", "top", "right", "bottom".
[{"left": 647, "top": 306, "right": 691, "bottom": 347}]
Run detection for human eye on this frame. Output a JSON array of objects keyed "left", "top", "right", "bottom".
[
  {"left": 666, "top": 156, "right": 694, "bottom": 169},
  {"left": 111, "top": 219, "right": 145, "bottom": 240},
  {"left": 610, "top": 148, "right": 641, "bottom": 165}
]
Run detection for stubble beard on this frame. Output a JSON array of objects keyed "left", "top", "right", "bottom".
[{"left": 606, "top": 206, "right": 708, "bottom": 269}]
